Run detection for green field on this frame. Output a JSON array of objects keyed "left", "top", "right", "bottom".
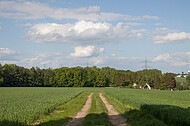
[
  {"left": 104, "top": 88, "right": 190, "bottom": 126},
  {"left": 0, "top": 87, "right": 86, "bottom": 125},
  {"left": 0, "top": 87, "right": 190, "bottom": 126},
  {"left": 176, "top": 77, "right": 187, "bottom": 83}
]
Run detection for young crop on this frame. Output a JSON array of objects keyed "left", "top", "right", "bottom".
[
  {"left": 0, "top": 87, "right": 85, "bottom": 125},
  {"left": 104, "top": 88, "right": 190, "bottom": 126}
]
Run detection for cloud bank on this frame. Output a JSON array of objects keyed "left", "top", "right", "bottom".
[
  {"left": 25, "top": 20, "right": 146, "bottom": 43},
  {"left": 153, "top": 52, "right": 190, "bottom": 66},
  {"left": 0, "top": 1, "right": 159, "bottom": 21},
  {"left": 154, "top": 32, "right": 190, "bottom": 44},
  {"left": 0, "top": 48, "right": 19, "bottom": 61}
]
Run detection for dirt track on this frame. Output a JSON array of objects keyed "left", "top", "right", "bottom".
[
  {"left": 64, "top": 92, "right": 130, "bottom": 126},
  {"left": 99, "top": 93, "right": 130, "bottom": 126},
  {"left": 63, "top": 93, "right": 93, "bottom": 126}
]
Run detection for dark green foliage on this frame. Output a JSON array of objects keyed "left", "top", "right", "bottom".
[
  {"left": 163, "top": 73, "right": 176, "bottom": 89},
  {"left": 0, "top": 64, "right": 177, "bottom": 89},
  {"left": 186, "top": 76, "right": 190, "bottom": 82},
  {"left": 0, "top": 64, "right": 112, "bottom": 87},
  {"left": 183, "top": 82, "right": 190, "bottom": 90},
  {"left": 154, "top": 74, "right": 161, "bottom": 89},
  {"left": 176, "top": 77, "right": 190, "bottom": 90},
  {"left": 0, "top": 120, "right": 24, "bottom": 126},
  {"left": 1, "top": 64, "right": 30, "bottom": 87},
  {"left": 116, "top": 73, "right": 132, "bottom": 86},
  {"left": 141, "top": 105, "right": 190, "bottom": 126},
  {"left": 124, "top": 109, "right": 166, "bottom": 126},
  {"left": 135, "top": 69, "right": 162, "bottom": 87}
]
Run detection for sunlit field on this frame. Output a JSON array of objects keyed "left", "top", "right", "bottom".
[{"left": 1, "top": 87, "right": 190, "bottom": 126}]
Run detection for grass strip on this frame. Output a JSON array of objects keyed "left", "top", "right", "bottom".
[
  {"left": 83, "top": 92, "right": 112, "bottom": 126},
  {"left": 103, "top": 92, "right": 167, "bottom": 126},
  {"left": 33, "top": 92, "right": 90, "bottom": 126}
]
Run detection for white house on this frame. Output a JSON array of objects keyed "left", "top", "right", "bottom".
[
  {"left": 176, "top": 71, "right": 190, "bottom": 78},
  {"left": 133, "top": 83, "right": 137, "bottom": 87},
  {"left": 143, "top": 83, "right": 151, "bottom": 90},
  {"left": 176, "top": 75, "right": 182, "bottom": 78}
]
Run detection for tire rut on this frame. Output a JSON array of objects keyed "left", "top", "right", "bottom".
[
  {"left": 99, "top": 93, "right": 130, "bottom": 126},
  {"left": 63, "top": 93, "right": 93, "bottom": 126}
]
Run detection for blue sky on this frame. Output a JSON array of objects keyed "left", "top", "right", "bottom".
[{"left": 0, "top": 0, "right": 190, "bottom": 73}]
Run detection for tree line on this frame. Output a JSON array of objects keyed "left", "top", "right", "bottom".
[{"left": 0, "top": 64, "right": 177, "bottom": 89}]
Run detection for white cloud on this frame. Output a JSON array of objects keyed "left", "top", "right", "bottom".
[
  {"left": 0, "top": 1, "right": 159, "bottom": 21},
  {"left": 0, "top": 49, "right": 143, "bottom": 70},
  {"left": 25, "top": 20, "right": 147, "bottom": 43},
  {"left": 0, "top": 48, "right": 16, "bottom": 55},
  {"left": 99, "top": 13, "right": 159, "bottom": 21},
  {"left": 70, "top": 45, "right": 104, "bottom": 58},
  {"left": 15, "top": 51, "right": 106, "bottom": 68},
  {"left": 152, "top": 28, "right": 177, "bottom": 36},
  {"left": 22, "top": 52, "right": 65, "bottom": 67},
  {"left": 0, "top": 26, "right": 2, "bottom": 31},
  {"left": 153, "top": 53, "right": 171, "bottom": 62},
  {"left": 0, "top": 48, "right": 19, "bottom": 61},
  {"left": 153, "top": 52, "right": 190, "bottom": 66},
  {"left": 91, "top": 56, "right": 105, "bottom": 65},
  {"left": 1, "top": 49, "right": 190, "bottom": 73},
  {"left": 153, "top": 32, "right": 190, "bottom": 44}
]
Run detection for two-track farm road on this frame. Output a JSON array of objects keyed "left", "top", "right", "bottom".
[
  {"left": 63, "top": 93, "right": 93, "bottom": 126},
  {"left": 99, "top": 93, "right": 130, "bottom": 126},
  {"left": 64, "top": 92, "right": 130, "bottom": 126}
]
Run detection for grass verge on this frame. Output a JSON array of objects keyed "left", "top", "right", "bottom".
[
  {"left": 83, "top": 92, "right": 112, "bottom": 126},
  {"left": 103, "top": 92, "right": 167, "bottom": 126},
  {"left": 32, "top": 92, "right": 90, "bottom": 126}
]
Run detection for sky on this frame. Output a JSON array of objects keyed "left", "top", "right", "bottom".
[{"left": 0, "top": 0, "right": 190, "bottom": 73}]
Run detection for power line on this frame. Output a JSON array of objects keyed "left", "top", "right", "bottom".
[
  {"left": 141, "top": 57, "right": 151, "bottom": 69},
  {"left": 44, "top": 64, "right": 46, "bottom": 69}
]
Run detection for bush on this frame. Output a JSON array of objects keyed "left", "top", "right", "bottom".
[{"left": 128, "top": 84, "right": 133, "bottom": 88}]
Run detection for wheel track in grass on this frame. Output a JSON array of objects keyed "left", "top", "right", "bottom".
[
  {"left": 63, "top": 93, "right": 93, "bottom": 126},
  {"left": 99, "top": 93, "right": 130, "bottom": 126}
]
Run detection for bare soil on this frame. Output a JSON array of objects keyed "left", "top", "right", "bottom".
[
  {"left": 99, "top": 93, "right": 130, "bottom": 126},
  {"left": 53, "top": 110, "right": 64, "bottom": 113},
  {"left": 63, "top": 93, "right": 93, "bottom": 126}
]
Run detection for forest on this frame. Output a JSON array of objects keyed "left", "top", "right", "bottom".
[{"left": 0, "top": 64, "right": 182, "bottom": 89}]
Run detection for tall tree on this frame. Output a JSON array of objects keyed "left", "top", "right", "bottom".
[
  {"left": 164, "top": 73, "right": 176, "bottom": 89},
  {"left": 154, "top": 74, "right": 161, "bottom": 89},
  {"left": 0, "top": 64, "right": 3, "bottom": 86}
]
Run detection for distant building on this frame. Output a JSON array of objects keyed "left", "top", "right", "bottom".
[
  {"left": 133, "top": 83, "right": 137, "bottom": 87},
  {"left": 177, "top": 75, "right": 188, "bottom": 78},
  {"left": 133, "top": 83, "right": 138, "bottom": 88},
  {"left": 143, "top": 83, "right": 151, "bottom": 90},
  {"left": 188, "top": 71, "right": 190, "bottom": 75},
  {"left": 176, "top": 75, "right": 182, "bottom": 78},
  {"left": 176, "top": 71, "right": 190, "bottom": 78}
]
